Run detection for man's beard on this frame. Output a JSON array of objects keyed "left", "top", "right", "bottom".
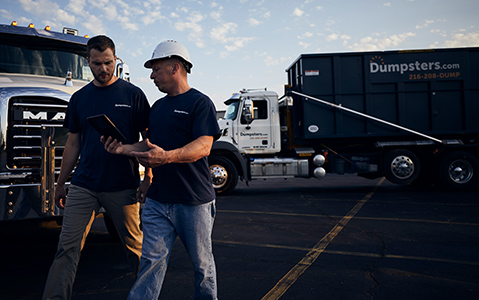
[{"left": 93, "top": 71, "right": 113, "bottom": 84}]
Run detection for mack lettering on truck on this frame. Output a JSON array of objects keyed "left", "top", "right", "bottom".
[{"left": 23, "top": 111, "right": 65, "bottom": 121}]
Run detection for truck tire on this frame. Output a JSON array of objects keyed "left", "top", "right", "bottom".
[
  {"left": 209, "top": 156, "right": 238, "bottom": 195},
  {"left": 383, "top": 149, "right": 420, "bottom": 185},
  {"left": 439, "top": 151, "right": 479, "bottom": 190}
]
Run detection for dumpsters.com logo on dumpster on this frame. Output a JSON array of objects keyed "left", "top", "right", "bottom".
[
  {"left": 370, "top": 55, "right": 461, "bottom": 74},
  {"left": 369, "top": 54, "right": 462, "bottom": 81}
]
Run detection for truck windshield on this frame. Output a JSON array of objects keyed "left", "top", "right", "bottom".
[
  {"left": 224, "top": 101, "right": 240, "bottom": 120},
  {"left": 0, "top": 43, "right": 92, "bottom": 81}
]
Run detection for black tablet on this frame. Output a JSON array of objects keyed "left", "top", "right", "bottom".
[{"left": 87, "top": 114, "right": 127, "bottom": 142}]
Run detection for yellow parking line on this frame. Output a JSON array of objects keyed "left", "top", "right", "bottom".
[
  {"left": 218, "top": 211, "right": 479, "bottom": 227},
  {"left": 213, "top": 240, "right": 479, "bottom": 266},
  {"left": 260, "top": 178, "right": 385, "bottom": 300}
]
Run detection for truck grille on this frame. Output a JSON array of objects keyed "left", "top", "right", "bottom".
[{"left": 7, "top": 96, "right": 68, "bottom": 175}]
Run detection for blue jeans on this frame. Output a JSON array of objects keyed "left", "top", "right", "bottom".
[{"left": 128, "top": 198, "right": 217, "bottom": 300}]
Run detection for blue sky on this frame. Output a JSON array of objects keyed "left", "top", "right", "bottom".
[{"left": 1, "top": 0, "right": 478, "bottom": 110}]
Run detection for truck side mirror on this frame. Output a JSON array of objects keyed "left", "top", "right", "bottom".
[
  {"left": 116, "top": 58, "right": 130, "bottom": 82},
  {"left": 243, "top": 99, "right": 254, "bottom": 124}
]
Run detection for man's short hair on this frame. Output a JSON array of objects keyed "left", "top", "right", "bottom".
[{"left": 87, "top": 35, "right": 116, "bottom": 57}]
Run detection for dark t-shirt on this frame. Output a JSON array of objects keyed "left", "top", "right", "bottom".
[
  {"left": 64, "top": 79, "right": 150, "bottom": 192},
  {"left": 146, "top": 88, "right": 221, "bottom": 205}
]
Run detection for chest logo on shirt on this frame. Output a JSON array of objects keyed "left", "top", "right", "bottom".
[
  {"left": 115, "top": 104, "right": 132, "bottom": 108},
  {"left": 174, "top": 109, "right": 189, "bottom": 115}
]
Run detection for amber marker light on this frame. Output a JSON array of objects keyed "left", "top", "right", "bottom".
[
  {"left": 11, "top": 21, "right": 18, "bottom": 26},
  {"left": 45, "top": 25, "right": 51, "bottom": 31},
  {"left": 28, "top": 23, "right": 35, "bottom": 28},
  {"left": 84, "top": 35, "right": 90, "bottom": 38}
]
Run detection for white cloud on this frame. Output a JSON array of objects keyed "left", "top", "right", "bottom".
[
  {"left": 326, "top": 33, "right": 339, "bottom": 41},
  {"left": 83, "top": 13, "right": 106, "bottom": 35},
  {"left": 210, "top": 22, "right": 238, "bottom": 41},
  {"left": 249, "top": 18, "right": 261, "bottom": 26},
  {"left": 143, "top": 10, "right": 163, "bottom": 25},
  {"left": 119, "top": 18, "right": 139, "bottom": 31},
  {"left": 128, "top": 47, "right": 143, "bottom": 58},
  {"left": 188, "top": 12, "right": 204, "bottom": 23},
  {"left": 175, "top": 12, "right": 205, "bottom": 47},
  {"left": 210, "top": 11, "right": 221, "bottom": 20},
  {"left": 264, "top": 56, "right": 290, "bottom": 67},
  {"left": 0, "top": 9, "right": 9, "bottom": 18},
  {"left": 349, "top": 32, "right": 416, "bottom": 51},
  {"left": 66, "top": 0, "right": 86, "bottom": 15},
  {"left": 293, "top": 8, "right": 304, "bottom": 17},
  {"left": 103, "top": 4, "right": 118, "bottom": 20},
  {"left": 299, "top": 41, "right": 310, "bottom": 49},
  {"left": 210, "top": 22, "right": 254, "bottom": 52},
  {"left": 434, "top": 32, "right": 479, "bottom": 47},
  {"left": 210, "top": 1, "right": 223, "bottom": 20},
  {"left": 325, "top": 18, "right": 335, "bottom": 27},
  {"left": 225, "top": 37, "right": 254, "bottom": 51},
  {"left": 298, "top": 32, "right": 313, "bottom": 39},
  {"left": 430, "top": 29, "right": 448, "bottom": 37},
  {"left": 120, "top": 3, "right": 144, "bottom": 17},
  {"left": 219, "top": 51, "right": 229, "bottom": 59},
  {"left": 19, "top": 0, "right": 76, "bottom": 25},
  {"left": 264, "top": 56, "right": 278, "bottom": 66},
  {"left": 416, "top": 19, "right": 434, "bottom": 29}
]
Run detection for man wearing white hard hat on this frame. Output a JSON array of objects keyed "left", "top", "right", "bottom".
[{"left": 102, "top": 40, "right": 220, "bottom": 299}]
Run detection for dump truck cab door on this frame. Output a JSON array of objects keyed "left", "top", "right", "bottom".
[{"left": 237, "top": 97, "right": 274, "bottom": 153}]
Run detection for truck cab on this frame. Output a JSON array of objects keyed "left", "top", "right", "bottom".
[
  {"left": 0, "top": 22, "right": 93, "bottom": 221},
  {"left": 217, "top": 89, "right": 281, "bottom": 154},
  {"left": 0, "top": 22, "right": 129, "bottom": 223},
  {"left": 210, "top": 89, "right": 322, "bottom": 195}
]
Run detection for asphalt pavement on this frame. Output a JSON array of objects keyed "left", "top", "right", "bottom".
[{"left": 1, "top": 175, "right": 478, "bottom": 299}]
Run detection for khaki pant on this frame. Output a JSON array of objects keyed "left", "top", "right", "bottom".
[{"left": 42, "top": 185, "right": 143, "bottom": 300}]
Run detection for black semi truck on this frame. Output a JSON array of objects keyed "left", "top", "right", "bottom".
[{"left": 209, "top": 47, "right": 479, "bottom": 194}]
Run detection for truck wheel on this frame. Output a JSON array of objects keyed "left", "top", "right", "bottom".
[
  {"left": 384, "top": 149, "right": 420, "bottom": 185},
  {"left": 209, "top": 156, "right": 238, "bottom": 195},
  {"left": 439, "top": 151, "right": 479, "bottom": 190}
]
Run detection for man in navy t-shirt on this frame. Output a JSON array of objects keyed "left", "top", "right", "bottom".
[
  {"left": 43, "top": 36, "right": 150, "bottom": 300},
  {"left": 103, "top": 40, "right": 220, "bottom": 300}
]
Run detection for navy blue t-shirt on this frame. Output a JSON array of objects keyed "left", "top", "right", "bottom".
[
  {"left": 146, "top": 88, "right": 220, "bottom": 205},
  {"left": 64, "top": 79, "right": 150, "bottom": 192}
]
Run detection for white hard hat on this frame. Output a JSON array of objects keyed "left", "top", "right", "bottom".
[{"left": 144, "top": 40, "right": 193, "bottom": 73}]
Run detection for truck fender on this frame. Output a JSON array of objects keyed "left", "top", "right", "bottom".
[{"left": 211, "top": 141, "right": 249, "bottom": 180}]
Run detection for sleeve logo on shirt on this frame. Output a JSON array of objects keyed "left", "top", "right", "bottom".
[
  {"left": 115, "top": 104, "right": 132, "bottom": 108},
  {"left": 174, "top": 109, "right": 189, "bottom": 115}
]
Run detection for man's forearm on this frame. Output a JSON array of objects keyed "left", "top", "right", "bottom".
[{"left": 165, "top": 136, "right": 213, "bottom": 164}]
